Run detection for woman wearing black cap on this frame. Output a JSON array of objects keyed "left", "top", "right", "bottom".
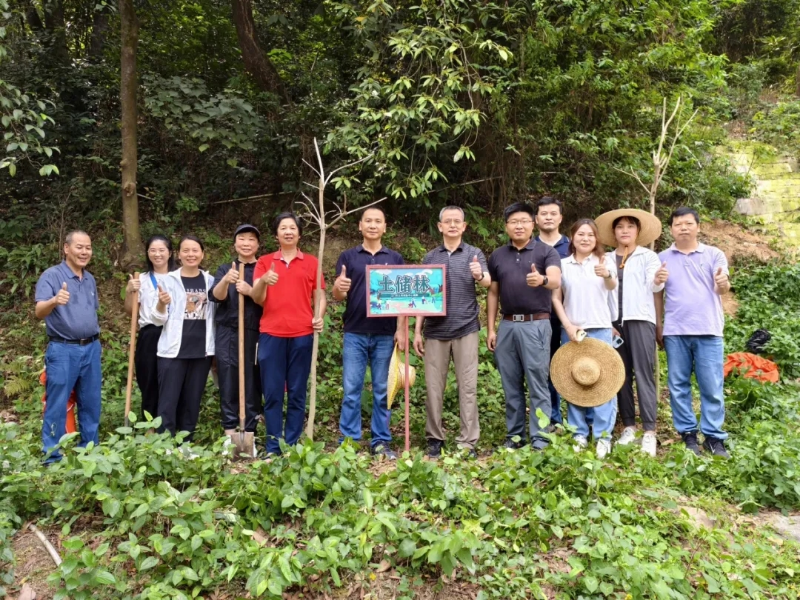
[{"left": 210, "top": 224, "right": 263, "bottom": 453}]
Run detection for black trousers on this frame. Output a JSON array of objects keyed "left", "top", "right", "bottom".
[
  {"left": 135, "top": 324, "right": 162, "bottom": 421},
  {"left": 216, "top": 324, "right": 262, "bottom": 431},
  {"left": 614, "top": 320, "right": 658, "bottom": 431},
  {"left": 157, "top": 356, "right": 212, "bottom": 440}
]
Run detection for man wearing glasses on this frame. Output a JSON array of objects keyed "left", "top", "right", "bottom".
[
  {"left": 487, "top": 202, "right": 562, "bottom": 450},
  {"left": 413, "top": 206, "right": 490, "bottom": 459}
]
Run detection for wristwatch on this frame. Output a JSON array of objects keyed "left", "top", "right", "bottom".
[{"left": 542, "top": 276, "right": 549, "bottom": 286}]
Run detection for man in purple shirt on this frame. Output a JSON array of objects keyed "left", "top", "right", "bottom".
[{"left": 657, "top": 207, "right": 731, "bottom": 458}]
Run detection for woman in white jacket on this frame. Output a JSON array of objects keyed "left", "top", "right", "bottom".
[
  {"left": 152, "top": 235, "right": 216, "bottom": 440},
  {"left": 595, "top": 209, "right": 666, "bottom": 457},
  {"left": 123, "top": 235, "right": 176, "bottom": 421}
]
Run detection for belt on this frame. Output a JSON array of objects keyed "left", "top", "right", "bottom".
[
  {"left": 502, "top": 313, "right": 550, "bottom": 322},
  {"left": 49, "top": 334, "right": 99, "bottom": 346}
]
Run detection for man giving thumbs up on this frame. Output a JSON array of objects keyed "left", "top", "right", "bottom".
[
  {"left": 658, "top": 207, "right": 730, "bottom": 459},
  {"left": 35, "top": 230, "right": 101, "bottom": 463},
  {"left": 414, "top": 206, "right": 490, "bottom": 458}
]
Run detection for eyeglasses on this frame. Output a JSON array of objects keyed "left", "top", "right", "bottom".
[
  {"left": 441, "top": 219, "right": 464, "bottom": 225},
  {"left": 507, "top": 219, "right": 533, "bottom": 226}
]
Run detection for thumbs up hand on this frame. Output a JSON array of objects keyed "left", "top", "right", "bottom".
[
  {"left": 223, "top": 261, "right": 240, "bottom": 284},
  {"left": 334, "top": 264, "right": 351, "bottom": 295},
  {"left": 714, "top": 266, "right": 729, "bottom": 289},
  {"left": 156, "top": 284, "right": 172, "bottom": 308},
  {"left": 594, "top": 261, "right": 610, "bottom": 278},
  {"left": 654, "top": 261, "right": 669, "bottom": 285},
  {"left": 55, "top": 282, "right": 70, "bottom": 305},
  {"left": 126, "top": 273, "right": 141, "bottom": 294},
  {"left": 262, "top": 262, "right": 279, "bottom": 287},
  {"left": 469, "top": 255, "right": 483, "bottom": 280},
  {"left": 526, "top": 263, "right": 544, "bottom": 288}
]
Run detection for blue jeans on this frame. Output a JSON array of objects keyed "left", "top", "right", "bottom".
[
  {"left": 42, "top": 340, "right": 102, "bottom": 462},
  {"left": 562, "top": 328, "right": 616, "bottom": 440},
  {"left": 340, "top": 333, "right": 394, "bottom": 448},
  {"left": 258, "top": 333, "right": 313, "bottom": 454},
  {"left": 664, "top": 335, "right": 727, "bottom": 440}
]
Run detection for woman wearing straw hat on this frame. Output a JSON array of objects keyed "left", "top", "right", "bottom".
[
  {"left": 551, "top": 219, "right": 619, "bottom": 458},
  {"left": 594, "top": 209, "right": 665, "bottom": 457}
]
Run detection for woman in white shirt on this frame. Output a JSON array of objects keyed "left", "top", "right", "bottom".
[
  {"left": 552, "top": 219, "right": 618, "bottom": 458},
  {"left": 596, "top": 209, "right": 665, "bottom": 457},
  {"left": 124, "top": 235, "right": 175, "bottom": 422},
  {"left": 151, "top": 236, "right": 216, "bottom": 440}
]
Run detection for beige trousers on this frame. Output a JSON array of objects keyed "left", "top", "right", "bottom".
[{"left": 423, "top": 331, "right": 480, "bottom": 448}]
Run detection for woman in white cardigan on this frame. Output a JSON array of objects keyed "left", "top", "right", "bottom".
[
  {"left": 595, "top": 209, "right": 665, "bottom": 457},
  {"left": 123, "top": 235, "right": 176, "bottom": 421},
  {"left": 152, "top": 235, "right": 216, "bottom": 440}
]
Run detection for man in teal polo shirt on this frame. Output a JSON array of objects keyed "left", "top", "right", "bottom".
[{"left": 35, "top": 230, "right": 102, "bottom": 463}]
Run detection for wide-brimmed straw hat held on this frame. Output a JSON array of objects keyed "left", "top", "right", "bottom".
[
  {"left": 595, "top": 208, "right": 662, "bottom": 248},
  {"left": 550, "top": 338, "right": 625, "bottom": 408},
  {"left": 387, "top": 344, "right": 416, "bottom": 408}
]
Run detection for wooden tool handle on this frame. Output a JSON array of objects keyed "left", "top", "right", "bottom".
[
  {"left": 124, "top": 272, "right": 140, "bottom": 428},
  {"left": 238, "top": 263, "right": 246, "bottom": 430}
]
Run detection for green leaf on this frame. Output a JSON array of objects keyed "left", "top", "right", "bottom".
[
  {"left": 398, "top": 538, "right": 416, "bottom": 558},
  {"left": 139, "top": 556, "right": 159, "bottom": 571},
  {"left": 94, "top": 570, "right": 116, "bottom": 585}
]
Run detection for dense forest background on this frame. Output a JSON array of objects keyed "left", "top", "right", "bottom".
[{"left": 2, "top": 0, "right": 799, "bottom": 267}]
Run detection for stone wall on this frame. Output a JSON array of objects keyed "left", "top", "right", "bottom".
[{"left": 722, "top": 141, "right": 800, "bottom": 246}]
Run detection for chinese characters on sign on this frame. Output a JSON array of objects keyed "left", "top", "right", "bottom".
[{"left": 366, "top": 265, "right": 447, "bottom": 317}]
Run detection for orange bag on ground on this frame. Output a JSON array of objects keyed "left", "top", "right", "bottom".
[
  {"left": 39, "top": 371, "right": 78, "bottom": 433},
  {"left": 723, "top": 352, "right": 780, "bottom": 384}
]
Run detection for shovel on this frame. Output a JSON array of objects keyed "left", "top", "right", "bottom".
[
  {"left": 124, "top": 272, "right": 140, "bottom": 428},
  {"left": 228, "top": 263, "right": 254, "bottom": 459}
]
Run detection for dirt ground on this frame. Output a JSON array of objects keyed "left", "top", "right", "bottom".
[{"left": 8, "top": 527, "right": 59, "bottom": 600}]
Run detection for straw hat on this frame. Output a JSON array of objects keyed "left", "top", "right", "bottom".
[
  {"left": 387, "top": 344, "right": 417, "bottom": 408},
  {"left": 550, "top": 338, "right": 625, "bottom": 408},
  {"left": 595, "top": 208, "right": 662, "bottom": 248}
]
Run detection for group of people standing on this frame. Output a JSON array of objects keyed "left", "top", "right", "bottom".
[{"left": 35, "top": 198, "right": 730, "bottom": 463}]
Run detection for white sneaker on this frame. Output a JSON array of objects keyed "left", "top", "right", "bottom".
[
  {"left": 573, "top": 435, "right": 588, "bottom": 452},
  {"left": 641, "top": 432, "right": 657, "bottom": 457},
  {"left": 618, "top": 426, "right": 637, "bottom": 446},
  {"left": 596, "top": 439, "right": 612, "bottom": 459}
]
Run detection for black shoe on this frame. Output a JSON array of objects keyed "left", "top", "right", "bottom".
[
  {"left": 427, "top": 439, "right": 443, "bottom": 458},
  {"left": 531, "top": 437, "right": 550, "bottom": 451},
  {"left": 503, "top": 438, "right": 525, "bottom": 450},
  {"left": 681, "top": 431, "right": 702, "bottom": 456},
  {"left": 457, "top": 446, "right": 478, "bottom": 459},
  {"left": 703, "top": 437, "right": 730, "bottom": 459},
  {"left": 371, "top": 443, "right": 398, "bottom": 460}
]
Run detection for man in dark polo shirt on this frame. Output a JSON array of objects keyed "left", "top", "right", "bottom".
[
  {"left": 332, "top": 207, "right": 406, "bottom": 459},
  {"left": 487, "top": 203, "right": 562, "bottom": 450},
  {"left": 34, "top": 230, "right": 102, "bottom": 463},
  {"left": 413, "top": 206, "right": 490, "bottom": 458},
  {"left": 533, "top": 196, "right": 571, "bottom": 425}
]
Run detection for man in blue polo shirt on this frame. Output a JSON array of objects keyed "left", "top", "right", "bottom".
[
  {"left": 35, "top": 230, "right": 102, "bottom": 463},
  {"left": 533, "top": 196, "right": 570, "bottom": 425},
  {"left": 332, "top": 207, "right": 406, "bottom": 459}
]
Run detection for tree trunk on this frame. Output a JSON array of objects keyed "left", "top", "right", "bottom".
[
  {"left": 305, "top": 176, "right": 325, "bottom": 440},
  {"left": 119, "top": 0, "right": 141, "bottom": 265},
  {"left": 796, "top": 63, "right": 800, "bottom": 98},
  {"left": 42, "top": 0, "right": 68, "bottom": 63},
  {"left": 230, "top": 0, "right": 289, "bottom": 104},
  {"left": 90, "top": 10, "right": 109, "bottom": 61}
]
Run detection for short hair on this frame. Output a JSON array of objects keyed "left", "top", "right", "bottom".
[
  {"left": 535, "top": 196, "right": 563, "bottom": 215},
  {"left": 503, "top": 202, "right": 535, "bottom": 222},
  {"left": 612, "top": 215, "right": 640, "bottom": 231},
  {"left": 64, "top": 230, "right": 90, "bottom": 245},
  {"left": 178, "top": 235, "right": 205, "bottom": 252},
  {"left": 144, "top": 234, "right": 177, "bottom": 273},
  {"left": 567, "top": 219, "right": 605, "bottom": 260},
  {"left": 272, "top": 211, "right": 303, "bottom": 237},
  {"left": 438, "top": 206, "right": 465, "bottom": 221},
  {"left": 360, "top": 205, "right": 387, "bottom": 220},
  {"left": 669, "top": 206, "right": 700, "bottom": 225}
]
